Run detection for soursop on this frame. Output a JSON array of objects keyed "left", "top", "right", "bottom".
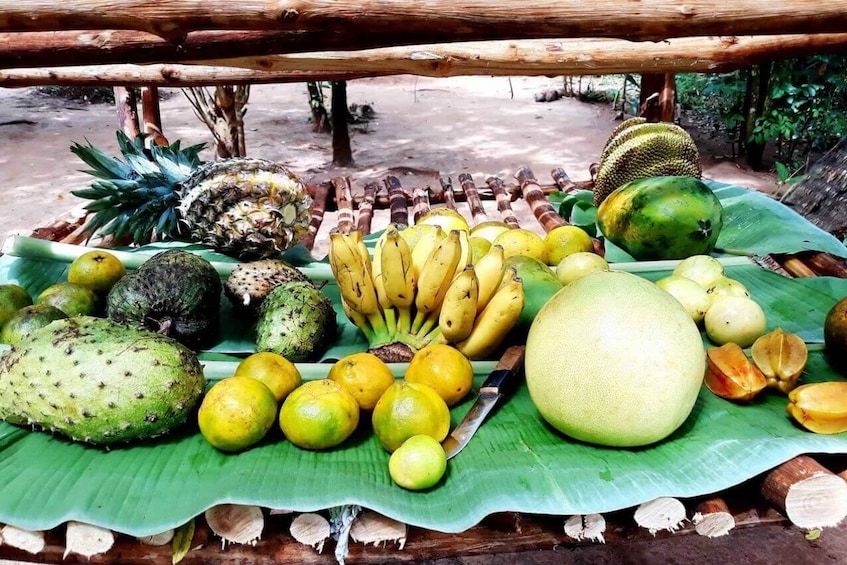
[
  {"left": 107, "top": 249, "right": 221, "bottom": 349},
  {"left": 255, "top": 281, "right": 336, "bottom": 362},
  {"left": 0, "top": 316, "right": 205, "bottom": 445},
  {"left": 224, "top": 259, "right": 309, "bottom": 316}
]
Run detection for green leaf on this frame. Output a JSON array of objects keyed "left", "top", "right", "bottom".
[
  {"left": 171, "top": 519, "right": 195, "bottom": 565},
  {"left": 775, "top": 161, "right": 790, "bottom": 182},
  {"left": 805, "top": 529, "right": 821, "bottom": 541}
]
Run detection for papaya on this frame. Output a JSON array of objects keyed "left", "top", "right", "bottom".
[
  {"left": 504, "top": 255, "right": 563, "bottom": 339},
  {"left": 597, "top": 176, "right": 723, "bottom": 261}
]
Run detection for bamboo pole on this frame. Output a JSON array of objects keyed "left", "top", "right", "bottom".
[
  {"left": 301, "top": 181, "right": 331, "bottom": 250},
  {"left": 458, "top": 173, "right": 489, "bottom": 226},
  {"left": 412, "top": 188, "right": 431, "bottom": 224},
  {"left": 333, "top": 177, "right": 355, "bottom": 235},
  {"left": 385, "top": 176, "right": 410, "bottom": 229},
  {"left": 485, "top": 175, "right": 520, "bottom": 228},
  {"left": 5, "top": 1, "right": 847, "bottom": 42},
  {"left": 439, "top": 178, "right": 458, "bottom": 211},
  {"left": 356, "top": 182, "right": 378, "bottom": 235},
  {"left": 514, "top": 167, "right": 568, "bottom": 233},
  {"left": 551, "top": 168, "right": 579, "bottom": 194}
]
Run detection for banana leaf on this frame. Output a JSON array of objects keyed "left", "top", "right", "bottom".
[{"left": 1, "top": 253, "right": 847, "bottom": 537}]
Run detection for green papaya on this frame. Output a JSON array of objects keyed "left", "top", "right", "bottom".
[
  {"left": 597, "top": 176, "right": 723, "bottom": 261},
  {"left": 504, "top": 255, "right": 563, "bottom": 338}
]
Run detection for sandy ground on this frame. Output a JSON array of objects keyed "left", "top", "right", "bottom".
[{"left": 0, "top": 76, "right": 777, "bottom": 255}]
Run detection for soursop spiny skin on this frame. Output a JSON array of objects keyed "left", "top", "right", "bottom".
[
  {"left": 255, "top": 281, "right": 336, "bottom": 362},
  {"left": 0, "top": 317, "right": 206, "bottom": 445},
  {"left": 224, "top": 259, "right": 309, "bottom": 316}
]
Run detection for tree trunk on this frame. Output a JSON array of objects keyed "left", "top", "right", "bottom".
[
  {"left": 639, "top": 73, "right": 676, "bottom": 123},
  {"left": 140, "top": 86, "right": 168, "bottom": 147},
  {"left": 113, "top": 86, "right": 140, "bottom": 139},
  {"left": 745, "top": 61, "right": 772, "bottom": 170},
  {"left": 331, "top": 81, "right": 354, "bottom": 167},
  {"left": 184, "top": 85, "right": 249, "bottom": 158},
  {"left": 307, "top": 81, "right": 331, "bottom": 134},
  {"left": 738, "top": 66, "right": 755, "bottom": 157}
]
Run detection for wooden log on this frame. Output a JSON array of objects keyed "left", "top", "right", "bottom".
[
  {"left": 412, "top": 187, "right": 431, "bottom": 224},
  {"left": 692, "top": 498, "right": 735, "bottom": 538},
  {"left": 385, "top": 176, "right": 410, "bottom": 228},
  {"left": 485, "top": 175, "right": 520, "bottom": 228},
  {"left": 799, "top": 252, "right": 847, "bottom": 278},
  {"left": 6, "top": 2, "right": 847, "bottom": 42},
  {"left": 301, "top": 181, "right": 331, "bottom": 250},
  {"left": 140, "top": 86, "right": 168, "bottom": 147},
  {"left": 333, "top": 177, "right": 355, "bottom": 234},
  {"left": 8, "top": 34, "right": 847, "bottom": 82},
  {"left": 356, "top": 182, "right": 378, "bottom": 235},
  {"left": 639, "top": 73, "right": 676, "bottom": 123},
  {"left": 779, "top": 256, "right": 818, "bottom": 278},
  {"left": 113, "top": 86, "right": 140, "bottom": 139},
  {"left": 514, "top": 166, "right": 567, "bottom": 233},
  {"left": 760, "top": 455, "right": 847, "bottom": 529},
  {"left": 458, "top": 173, "right": 488, "bottom": 226},
  {"left": 551, "top": 168, "right": 579, "bottom": 194},
  {"left": 439, "top": 178, "right": 458, "bottom": 211}
]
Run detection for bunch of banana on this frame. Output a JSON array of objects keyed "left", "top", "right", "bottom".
[{"left": 328, "top": 226, "right": 524, "bottom": 361}]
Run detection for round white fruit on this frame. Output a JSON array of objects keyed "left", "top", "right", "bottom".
[
  {"left": 705, "top": 296, "right": 767, "bottom": 347},
  {"left": 655, "top": 275, "right": 711, "bottom": 324},
  {"left": 555, "top": 252, "right": 610, "bottom": 285},
  {"left": 673, "top": 255, "right": 725, "bottom": 288},
  {"left": 525, "top": 271, "right": 705, "bottom": 447},
  {"left": 705, "top": 277, "right": 750, "bottom": 308}
]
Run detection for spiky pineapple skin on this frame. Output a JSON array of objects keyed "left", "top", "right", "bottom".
[
  {"left": 178, "top": 159, "right": 312, "bottom": 261},
  {"left": 255, "top": 282, "right": 336, "bottom": 362},
  {"left": 0, "top": 317, "right": 206, "bottom": 445}
]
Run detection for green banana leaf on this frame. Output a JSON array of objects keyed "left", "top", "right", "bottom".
[
  {"left": 551, "top": 181, "right": 847, "bottom": 262},
  {"left": 1, "top": 252, "right": 847, "bottom": 537}
]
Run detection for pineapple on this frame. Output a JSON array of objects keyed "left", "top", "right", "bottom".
[{"left": 70, "top": 132, "right": 312, "bottom": 261}]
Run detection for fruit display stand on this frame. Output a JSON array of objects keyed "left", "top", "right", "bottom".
[{"left": 3, "top": 2, "right": 847, "bottom": 563}]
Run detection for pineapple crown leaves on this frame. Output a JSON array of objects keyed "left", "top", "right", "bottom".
[{"left": 70, "top": 131, "right": 207, "bottom": 245}]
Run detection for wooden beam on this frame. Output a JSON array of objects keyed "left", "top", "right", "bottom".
[
  {"left": 4, "top": 35, "right": 847, "bottom": 87},
  {"left": 3, "top": 1, "right": 847, "bottom": 41}
]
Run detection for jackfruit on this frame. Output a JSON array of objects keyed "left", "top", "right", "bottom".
[
  {"left": 594, "top": 131, "right": 701, "bottom": 206},
  {"left": 598, "top": 122, "right": 691, "bottom": 165},
  {"left": 603, "top": 117, "right": 647, "bottom": 150}
]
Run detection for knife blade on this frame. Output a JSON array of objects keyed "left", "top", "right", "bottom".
[{"left": 441, "top": 345, "right": 526, "bottom": 460}]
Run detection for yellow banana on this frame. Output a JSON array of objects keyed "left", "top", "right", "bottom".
[
  {"left": 370, "top": 230, "right": 397, "bottom": 338},
  {"left": 474, "top": 244, "right": 506, "bottom": 314},
  {"left": 340, "top": 296, "right": 375, "bottom": 343},
  {"left": 438, "top": 265, "right": 479, "bottom": 343},
  {"left": 412, "top": 230, "right": 463, "bottom": 334},
  {"left": 381, "top": 225, "right": 417, "bottom": 335},
  {"left": 453, "top": 229, "right": 471, "bottom": 280},
  {"left": 497, "top": 266, "right": 519, "bottom": 292},
  {"left": 410, "top": 225, "right": 445, "bottom": 282},
  {"left": 329, "top": 232, "right": 389, "bottom": 339},
  {"left": 456, "top": 277, "right": 524, "bottom": 360}
]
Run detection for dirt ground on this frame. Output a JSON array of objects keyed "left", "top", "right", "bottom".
[{"left": 0, "top": 76, "right": 778, "bottom": 257}]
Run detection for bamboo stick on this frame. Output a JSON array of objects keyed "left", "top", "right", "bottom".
[
  {"left": 385, "top": 176, "right": 410, "bottom": 228},
  {"left": 333, "top": 177, "right": 355, "bottom": 235},
  {"left": 485, "top": 175, "right": 520, "bottom": 228},
  {"left": 458, "top": 173, "right": 489, "bottom": 226},
  {"left": 6, "top": 2, "right": 847, "bottom": 42},
  {"left": 439, "top": 178, "right": 458, "bottom": 211},
  {"left": 412, "top": 187, "right": 431, "bottom": 224},
  {"left": 356, "top": 182, "right": 378, "bottom": 235},
  {"left": 551, "top": 168, "right": 579, "bottom": 194},
  {"left": 514, "top": 166, "right": 567, "bottom": 233},
  {"left": 760, "top": 456, "right": 847, "bottom": 529},
  {"left": 301, "top": 181, "right": 331, "bottom": 250}
]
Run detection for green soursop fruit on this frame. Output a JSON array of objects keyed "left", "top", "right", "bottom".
[
  {"left": 0, "top": 316, "right": 205, "bottom": 445},
  {"left": 107, "top": 249, "right": 221, "bottom": 349},
  {"left": 224, "top": 259, "right": 309, "bottom": 316},
  {"left": 255, "top": 281, "right": 336, "bottom": 362}
]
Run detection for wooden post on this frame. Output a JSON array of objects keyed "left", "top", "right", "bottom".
[
  {"left": 384, "top": 176, "right": 409, "bottom": 229},
  {"left": 113, "top": 86, "right": 140, "bottom": 139},
  {"left": 140, "top": 86, "right": 168, "bottom": 146},
  {"left": 760, "top": 455, "right": 847, "bottom": 529},
  {"left": 458, "top": 173, "right": 488, "bottom": 226},
  {"left": 332, "top": 176, "right": 355, "bottom": 234},
  {"left": 639, "top": 73, "right": 676, "bottom": 123},
  {"left": 356, "top": 182, "right": 377, "bottom": 235},
  {"left": 485, "top": 175, "right": 520, "bottom": 228}
]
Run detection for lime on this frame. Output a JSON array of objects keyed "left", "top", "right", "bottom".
[
  {"left": 36, "top": 282, "right": 99, "bottom": 317},
  {"left": 279, "top": 379, "right": 360, "bottom": 450},
  {"left": 198, "top": 376, "right": 278, "bottom": 452},
  {"left": 68, "top": 250, "right": 127, "bottom": 294},
  {"left": 327, "top": 352, "right": 395, "bottom": 411},
  {"left": 0, "top": 284, "right": 33, "bottom": 328},
  {"left": 372, "top": 381, "right": 451, "bottom": 453},
  {"left": 1, "top": 304, "right": 67, "bottom": 345},
  {"left": 234, "top": 351, "right": 302, "bottom": 403},
  {"left": 405, "top": 344, "right": 473, "bottom": 407},
  {"left": 388, "top": 435, "right": 448, "bottom": 491}
]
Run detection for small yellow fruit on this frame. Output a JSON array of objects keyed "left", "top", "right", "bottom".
[
  {"left": 705, "top": 296, "right": 767, "bottom": 348},
  {"left": 36, "top": 282, "right": 99, "bottom": 317},
  {"left": 673, "top": 255, "right": 725, "bottom": 288},
  {"left": 405, "top": 344, "right": 474, "bottom": 407},
  {"left": 279, "top": 379, "right": 360, "bottom": 450},
  {"left": 469, "top": 221, "right": 512, "bottom": 243},
  {"left": 468, "top": 237, "right": 492, "bottom": 264},
  {"left": 705, "top": 277, "right": 750, "bottom": 308},
  {"left": 555, "top": 252, "right": 609, "bottom": 285},
  {"left": 544, "top": 225, "right": 594, "bottom": 266},
  {"left": 400, "top": 224, "right": 444, "bottom": 250},
  {"left": 372, "top": 381, "right": 451, "bottom": 453},
  {"left": 327, "top": 352, "right": 396, "bottom": 411},
  {"left": 198, "top": 376, "right": 278, "bottom": 452},
  {"left": 492, "top": 228, "right": 548, "bottom": 264},
  {"left": 0, "top": 284, "right": 33, "bottom": 328},
  {"left": 234, "top": 351, "right": 302, "bottom": 403},
  {"left": 417, "top": 208, "right": 470, "bottom": 234},
  {"left": 67, "top": 250, "right": 127, "bottom": 294},
  {"left": 388, "top": 435, "right": 448, "bottom": 491},
  {"left": 655, "top": 275, "right": 711, "bottom": 324}
]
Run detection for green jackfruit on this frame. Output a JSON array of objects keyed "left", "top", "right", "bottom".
[
  {"left": 603, "top": 117, "right": 647, "bottom": 150},
  {"left": 255, "top": 281, "right": 336, "bottom": 362},
  {"left": 594, "top": 131, "right": 701, "bottom": 206},
  {"left": 598, "top": 122, "right": 690, "bottom": 165},
  {"left": 0, "top": 316, "right": 205, "bottom": 445}
]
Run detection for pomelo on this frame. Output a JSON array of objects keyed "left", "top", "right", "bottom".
[{"left": 525, "top": 271, "right": 705, "bottom": 447}]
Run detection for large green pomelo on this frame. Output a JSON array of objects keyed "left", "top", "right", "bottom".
[{"left": 525, "top": 270, "right": 705, "bottom": 447}]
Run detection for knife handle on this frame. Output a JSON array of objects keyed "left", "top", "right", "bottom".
[{"left": 479, "top": 345, "right": 526, "bottom": 396}]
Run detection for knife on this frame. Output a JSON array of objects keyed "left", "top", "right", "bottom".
[{"left": 441, "top": 345, "right": 526, "bottom": 460}]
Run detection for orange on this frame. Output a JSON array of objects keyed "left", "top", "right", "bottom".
[
  {"left": 405, "top": 344, "right": 474, "bottom": 407},
  {"left": 234, "top": 351, "right": 302, "bottom": 404},
  {"left": 543, "top": 226, "right": 594, "bottom": 266},
  {"left": 388, "top": 435, "right": 448, "bottom": 491},
  {"left": 198, "top": 376, "right": 278, "bottom": 452},
  {"left": 492, "top": 228, "right": 548, "bottom": 264},
  {"left": 279, "top": 379, "right": 360, "bottom": 450},
  {"left": 67, "top": 250, "right": 127, "bottom": 294},
  {"left": 327, "top": 352, "right": 396, "bottom": 411},
  {"left": 371, "top": 381, "right": 451, "bottom": 453},
  {"left": 36, "top": 282, "right": 99, "bottom": 317}
]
